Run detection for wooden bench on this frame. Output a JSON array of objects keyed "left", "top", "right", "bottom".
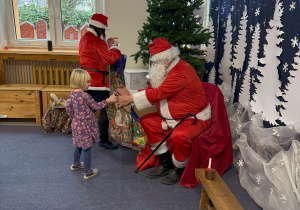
[
  {"left": 195, "top": 168, "right": 243, "bottom": 210},
  {"left": 0, "top": 84, "right": 45, "bottom": 126}
]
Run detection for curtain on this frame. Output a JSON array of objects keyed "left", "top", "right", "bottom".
[{"left": 203, "top": 0, "right": 300, "bottom": 209}]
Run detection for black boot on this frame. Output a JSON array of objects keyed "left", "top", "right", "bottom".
[
  {"left": 161, "top": 167, "right": 185, "bottom": 185},
  {"left": 147, "top": 151, "right": 174, "bottom": 179}
]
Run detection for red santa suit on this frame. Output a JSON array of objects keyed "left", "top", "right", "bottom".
[
  {"left": 79, "top": 28, "right": 121, "bottom": 91},
  {"left": 133, "top": 56, "right": 211, "bottom": 167}
]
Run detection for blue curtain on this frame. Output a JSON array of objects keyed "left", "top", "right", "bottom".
[{"left": 203, "top": 0, "right": 300, "bottom": 126}]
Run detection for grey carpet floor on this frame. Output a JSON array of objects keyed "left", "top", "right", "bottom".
[{"left": 0, "top": 125, "right": 261, "bottom": 210}]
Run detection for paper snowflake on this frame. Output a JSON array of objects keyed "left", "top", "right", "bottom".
[
  {"left": 289, "top": 1, "right": 296, "bottom": 11},
  {"left": 221, "top": 6, "right": 225, "bottom": 13},
  {"left": 237, "top": 159, "right": 244, "bottom": 167},
  {"left": 272, "top": 129, "right": 281, "bottom": 137},
  {"left": 291, "top": 36, "right": 298, "bottom": 48},
  {"left": 280, "top": 194, "right": 287, "bottom": 203},
  {"left": 282, "top": 63, "right": 289, "bottom": 72},
  {"left": 255, "top": 8, "right": 260, "bottom": 16},
  {"left": 280, "top": 159, "right": 284, "bottom": 166},
  {"left": 256, "top": 175, "right": 261, "bottom": 185},
  {"left": 272, "top": 167, "right": 276, "bottom": 175},
  {"left": 249, "top": 25, "right": 253, "bottom": 33}
]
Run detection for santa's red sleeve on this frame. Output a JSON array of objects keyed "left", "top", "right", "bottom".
[
  {"left": 132, "top": 70, "right": 187, "bottom": 110},
  {"left": 95, "top": 40, "right": 121, "bottom": 65}
]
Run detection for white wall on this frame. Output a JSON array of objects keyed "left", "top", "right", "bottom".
[{"left": 105, "top": 0, "right": 148, "bottom": 70}]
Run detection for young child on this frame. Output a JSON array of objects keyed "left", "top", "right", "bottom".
[{"left": 66, "top": 69, "right": 117, "bottom": 179}]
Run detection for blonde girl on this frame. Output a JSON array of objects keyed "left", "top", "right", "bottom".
[{"left": 66, "top": 69, "right": 117, "bottom": 179}]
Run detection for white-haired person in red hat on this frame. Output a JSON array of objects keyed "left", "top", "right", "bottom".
[
  {"left": 116, "top": 38, "right": 212, "bottom": 185},
  {"left": 79, "top": 13, "right": 121, "bottom": 149}
]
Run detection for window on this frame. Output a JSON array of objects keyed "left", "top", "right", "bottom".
[{"left": 5, "top": 0, "right": 105, "bottom": 49}]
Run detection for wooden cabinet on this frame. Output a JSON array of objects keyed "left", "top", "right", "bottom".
[{"left": 0, "top": 84, "right": 45, "bottom": 125}]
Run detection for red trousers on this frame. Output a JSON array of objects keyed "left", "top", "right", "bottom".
[{"left": 140, "top": 112, "right": 211, "bottom": 162}]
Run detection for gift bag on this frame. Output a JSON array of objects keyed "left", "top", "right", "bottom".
[
  {"left": 42, "top": 93, "right": 71, "bottom": 134},
  {"left": 107, "top": 54, "right": 133, "bottom": 146},
  {"left": 131, "top": 107, "right": 147, "bottom": 148}
]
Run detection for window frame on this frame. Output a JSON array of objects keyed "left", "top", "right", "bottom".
[{"left": 5, "top": 0, "right": 105, "bottom": 49}]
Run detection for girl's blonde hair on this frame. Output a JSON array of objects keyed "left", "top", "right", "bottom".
[{"left": 70, "top": 69, "right": 91, "bottom": 89}]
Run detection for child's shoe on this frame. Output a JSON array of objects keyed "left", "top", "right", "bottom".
[
  {"left": 84, "top": 169, "right": 99, "bottom": 179},
  {"left": 70, "top": 162, "right": 84, "bottom": 171}
]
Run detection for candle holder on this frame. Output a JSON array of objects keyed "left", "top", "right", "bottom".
[{"left": 205, "top": 168, "right": 216, "bottom": 180}]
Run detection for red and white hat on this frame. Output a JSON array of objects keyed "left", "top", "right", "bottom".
[
  {"left": 149, "top": 38, "right": 172, "bottom": 56},
  {"left": 89, "top": 13, "right": 109, "bottom": 30},
  {"left": 149, "top": 38, "right": 180, "bottom": 61}
]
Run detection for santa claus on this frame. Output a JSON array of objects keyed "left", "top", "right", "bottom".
[{"left": 117, "top": 38, "right": 212, "bottom": 185}]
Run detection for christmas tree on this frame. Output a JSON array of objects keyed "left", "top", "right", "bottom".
[{"left": 131, "top": 0, "right": 211, "bottom": 79}]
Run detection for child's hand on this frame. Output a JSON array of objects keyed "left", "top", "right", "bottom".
[{"left": 106, "top": 94, "right": 117, "bottom": 104}]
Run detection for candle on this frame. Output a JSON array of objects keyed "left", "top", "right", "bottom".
[{"left": 208, "top": 158, "right": 212, "bottom": 169}]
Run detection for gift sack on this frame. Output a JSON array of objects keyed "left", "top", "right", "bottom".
[
  {"left": 42, "top": 93, "right": 71, "bottom": 134},
  {"left": 107, "top": 103, "right": 133, "bottom": 147},
  {"left": 131, "top": 107, "right": 147, "bottom": 148}
]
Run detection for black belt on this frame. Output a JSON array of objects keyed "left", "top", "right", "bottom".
[{"left": 80, "top": 67, "right": 109, "bottom": 85}]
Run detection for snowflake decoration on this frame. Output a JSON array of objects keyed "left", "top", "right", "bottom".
[
  {"left": 280, "top": 194, "right": 287, "bottom": 203},
  {"left": 215, "top": 7, "right": 219, "bottom": 11},
  {"left": 280, "top": 159, "right": 284, "bottom": 166},
  {"left": 291, "top": 36, "right": 298, "bottom": 48},
  {"left": 282, "top": 63, "right": 289, "bottom": 72},
  {"left": 288, "top": 123, "right": 294, "bottom": 129},
  {"left": 249, "top": 25, "right": 253, "bottom": 33},
  {"left": 255, "top": 8, "right": 260, "bottom": 16},
  {"left": 256, "top": 175, "right": 261, "bottom": 185},
  {"left": 133, "top": 77, "right": 142, "bottom": 87},
  {"left": 237, "top": 159, "right": 244, "bottom": 167},
  {"left": 272, "top": 129, "right": 281, "bottom": 137},
  {"left": 270, "top": 188, "right": 274, "bottom": 194},
  {"left": 224, "top": 98, "right": 229, "bottom": 103},
  {"left": 221, "top": 6, "right": 225, "bottom": 13},
  {"left": 289, "top": 1, "right": 296, "bottom": 11},
  {"left": 231, "top": 6, "right": 234, "bottom": 12},
  {"left": 272, "top": 167, "right": 276, "bottom": 175}
]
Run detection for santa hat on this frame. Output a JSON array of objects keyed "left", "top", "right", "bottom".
[
  {"left": 89, "top": 13, "right": 109, "bottom": 30},
  {"left": 149, "top": 38, "right": 180, "bottom": 61}
]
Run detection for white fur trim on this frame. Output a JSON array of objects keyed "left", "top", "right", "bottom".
[
  {"left": 132, "top": 90, "right": 152, "bottom": 111},
  {"left": 166, "top": 57, "right": 180, "bottom": 73},
  {"left": 196, "top": 103, "right": 211, "bottom": 121},
  {"left": 89, "top": 20, "right": 109, "bottom": 30},
  {"left": 172, "top": 154, "right": 188, "bottom": 168},
  {"left": 129, "top": 90, "right": 138, "bottom": 94},
  {"left": 87, "top": 28, "right": 98, "bottom": 36},
  {"left": 160, "top": 99, "right": 177, "bottom": 128},
  {"left": 161, "top": 121, "right": 168, "bottom": 130},
  {"left": 109, "top": 46, "right": 120, "bottom": 51},
  {"left": 151, "top": 46, "right": 180, "bottom": 62},
  {"left": 88, "top": 86, "right": 110, "bottom": 91},
  {"left": 161, "top": 103, "right": 212, "bottom": 129},
  {"left": 152, "top": 142, "right": 169, "bottom": 156}
]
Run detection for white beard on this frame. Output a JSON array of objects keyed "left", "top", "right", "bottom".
[{"left": 147, "top": 63, "right": 169, "bottom": 88}]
